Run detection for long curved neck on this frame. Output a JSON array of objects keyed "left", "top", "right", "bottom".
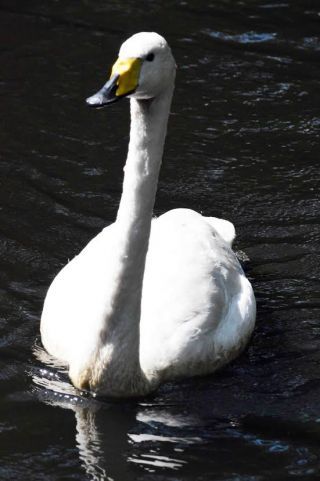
[
  {"left": 115, "top": 89, "right": 173, "bottom": 308},
  {"left": 92, "top": 85, "right": 174, "bottom": 396}
]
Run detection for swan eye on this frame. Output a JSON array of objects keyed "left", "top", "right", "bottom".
[{"left": 146, "top": 53, "right": 155, "bottom": 62}]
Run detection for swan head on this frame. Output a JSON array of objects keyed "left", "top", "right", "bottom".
[{"left": 86, "top": 32, "right": 176, "bottom": 107}]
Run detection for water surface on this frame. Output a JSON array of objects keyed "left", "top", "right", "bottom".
[{"left": 0, "top": 1, "right": 320, "bottom": 479}]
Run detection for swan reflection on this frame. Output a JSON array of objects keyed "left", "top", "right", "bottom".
[{"left": 32, "top": 358, "right": 199, "bottom": 481}]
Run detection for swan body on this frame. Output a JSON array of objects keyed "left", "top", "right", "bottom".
[{"left": 41, "top": 32, "right": 256, "bottom": 397}]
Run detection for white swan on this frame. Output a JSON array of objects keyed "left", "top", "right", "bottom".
[{"left": 41, "top": 32, "right": 256, "bottom": 397}]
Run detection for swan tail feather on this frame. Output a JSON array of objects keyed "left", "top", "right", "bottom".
[{"left": 205, "top": 217, "right": 236, "bottom": 247}]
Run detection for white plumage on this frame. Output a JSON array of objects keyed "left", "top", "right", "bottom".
[{"left": 41, "top": 32, "right": 256, "bottom": 397}]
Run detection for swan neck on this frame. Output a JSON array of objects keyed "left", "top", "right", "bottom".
[
  {"left": 92, "top": 85, "right": 173, "bottom": 396},
  {"left": 114, "top": 87, "right": 173, "bottom": 303},
  {"left": 118, "top": 89, "right": 173, "bottom": 226}
]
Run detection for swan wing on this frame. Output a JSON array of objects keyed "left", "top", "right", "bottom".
[{"left": 140, "top": 208, "right": 255, "bottom": 380}]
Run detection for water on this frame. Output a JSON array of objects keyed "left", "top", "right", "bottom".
[{"left": 0, "top": 0, "right": 320, "bottom": 479}]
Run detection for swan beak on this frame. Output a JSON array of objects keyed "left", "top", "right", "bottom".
[{"left": 86, "top": 57, "right": 141, "bottom": 108}]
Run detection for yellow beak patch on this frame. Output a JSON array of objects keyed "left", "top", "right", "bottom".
[{"left": 111, "top": 57, "right": 141, "bottom": 97}]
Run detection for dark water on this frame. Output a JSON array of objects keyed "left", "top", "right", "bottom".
[{"left": 1, "top": 0, "right": 320, "bottom": 479}]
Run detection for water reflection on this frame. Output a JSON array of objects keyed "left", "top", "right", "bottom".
[
  {"left": 31, "top": 359, "right": 320, "bottom": 481},
  {"left": 32, "top": 364, "right": 200, "bottom": 480},
  {"left": 76, "top": 407, "right": 198, "bottom": 478}
]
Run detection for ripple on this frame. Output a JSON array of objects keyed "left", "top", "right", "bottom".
[
  {"left": 206, "top": 29, "right": 277, "bottom": 44},
  {"left": 128, "top": 453, "right": 187, "bottom": 470}
]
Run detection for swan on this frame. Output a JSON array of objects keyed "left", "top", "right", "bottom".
[{"left": 40, "top": 32, "right": 256, "bottom": 397}]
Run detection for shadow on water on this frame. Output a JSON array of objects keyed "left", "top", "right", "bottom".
[{"left": 0, "top": 0, "right": 320, "bottom": 479}]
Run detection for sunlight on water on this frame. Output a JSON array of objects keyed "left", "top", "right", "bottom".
[{"left": 206, "top": 30, "right": 277, "bottom": 44}]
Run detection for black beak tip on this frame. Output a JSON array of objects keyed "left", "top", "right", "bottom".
[
  {"left": 86, "top": 94, "right": 105, "bottom": 108},
  {"left": 86, "top": 74, "right": 120, "bottom": 109}
]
